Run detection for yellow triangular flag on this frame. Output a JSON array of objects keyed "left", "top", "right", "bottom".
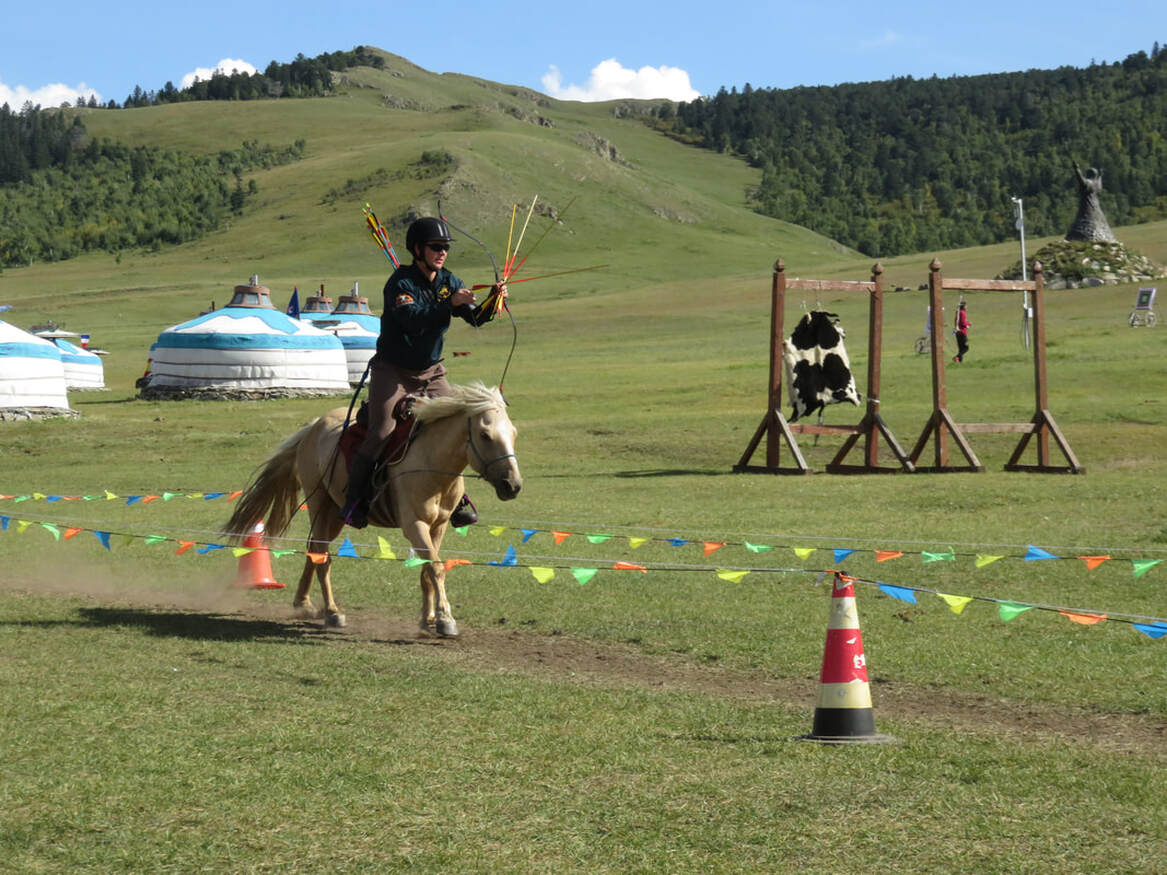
[
  {"left": 717, "top": 569, "right": 749, "bottom": 583},
  {"left": 104, "top": 490, "right": 117, "bottom": 500},
  {"left": 793, "top": 547, "right": 815, "bottom": 560},
  {"left": 33, "top": 492, "right": 46, "bottom": 500},
  {"left": 489, "top": 526, "right": 506, "bottom": 537},
  {"left": 16, "top": 520, "right": 31, "bottom": 533},
  {"left": 530, "top": 567, "right": 555, "bottom": 584},
  {"left": 377, "top": 536, "right": 396, "bottom": 560},
  {"left": 628, "top": 537, "right": 648, "bottom": 549},
  {"left": 232, "top": 547, "right": 254, "bottom": 559},
  {"left": 937, "top": 592, "right": 973, "bottom": 614},
  {"left": 975, "top": 554, "right": 1004, "bottom": 568}
]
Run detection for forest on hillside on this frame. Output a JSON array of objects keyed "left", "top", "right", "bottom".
[
  {"left": 0, "top": 103, "right": 305, "bottom": 267},
  {"left": 658, "top": 46, "right": 1167, "bottom": 257}
]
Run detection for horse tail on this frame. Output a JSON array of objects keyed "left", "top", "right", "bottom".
[{"left": 222, "top": 421, "right": 316, "bottom": 542}]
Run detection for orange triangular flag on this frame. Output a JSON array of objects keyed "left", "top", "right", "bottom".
[
  {"left": 307, "top": 552, "right": 329, "bottom": 564},
  {"left": 875, "top": 550, "right": 903, "bottom": 562},
  {"left": 552, "top": 531, "right": 570, "bottom": 545},
  {"left": 175, "top": 540, "right": 196, "bottom": 555},
  {"left": 141, "top": 495, "right": 160, "bottom": 503},
  {"left": 63, "top": 527, "right": 83, "bottom": 540},
  {"left": 703, "top": 541, "right": 726, "bottom": 556},
  {"left": 443, "top": 558, "right": 472, "bottom": 571},
  {"left": 1079, "top": 555, "right": 1111, "bottom": 570},
  {"left": 1060, "top": 611, "right": 1107, "bottom": 625},
  {"left": 613, "top": 561, "right": 647, "bottom": 572},
  {"left": 228, "top": 490, "right": 243, "bottom": 501}
]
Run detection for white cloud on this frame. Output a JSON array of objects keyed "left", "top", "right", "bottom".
[
  {"left": 541, "top": 58, "right": 701, "bottom": 102},
  {"left": 0, "top": 77, "right": 102, "bottom": 109},
  {"left": 860, "top": 30, "right": 908, "bottom": 49},
  {"left": 180, "top": 58, "right": 260, "bottom": 89}
]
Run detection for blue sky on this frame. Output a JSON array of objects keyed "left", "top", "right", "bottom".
[{"left": 3, "top": 0, "right": 1164, "bottom": 108}]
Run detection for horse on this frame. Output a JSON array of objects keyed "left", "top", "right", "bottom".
[{"left": 223, "top": 382, "right": 521, "bottom": 637}]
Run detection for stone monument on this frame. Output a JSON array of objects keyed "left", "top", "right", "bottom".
[{"left": 1065, "top": 161, "right": 1117, "bottom": 242}]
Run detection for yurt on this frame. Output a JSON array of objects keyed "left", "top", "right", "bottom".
[
  {"left": 34, "top": 331, "right": 106, "bottom": 390},
  {"left": 298, "top": 285, "right": 335, "bottom": 322},
  {"left": 319, "top": 283, "right": 379, "bottom": 384},
  {"left": 140, "top": 276, "right": 350, "bottom": 399},
  {"left": 0, "top": 319, "right": 72, "bottom": 418}
]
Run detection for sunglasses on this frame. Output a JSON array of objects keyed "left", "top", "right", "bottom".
[{"left": 426, "top": 243, "right": 450, "bottom": 252}]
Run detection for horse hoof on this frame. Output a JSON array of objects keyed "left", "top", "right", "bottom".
[
  {"left": 436, "top": 618, "right": 459, "bottom": 638},
  {"left": 326, "top": 612, "right": 347, "bottom": 628}
]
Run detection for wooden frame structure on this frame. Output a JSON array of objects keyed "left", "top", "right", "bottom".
[
  {"left": 909, "top": 258, "right": 1084, "bottom": 474},
  {"left": 734, "top": 260, "right": 914, "bottom": 475}
]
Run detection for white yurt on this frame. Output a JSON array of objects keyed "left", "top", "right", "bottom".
[
  {"left": 298, "top": 285, "right": 335, "bottom": 322},
  {"left": 0, "top": 319, "right": 72, "bottom": 418},
  {"left": 140, "top": 277, "right": 350, "bottom": 399},
  {"left": 34, "top": 332, "right": 106, "bottom": 390},
  {"left": 313, "top": 284, "right": 379, "bottom": 384}
]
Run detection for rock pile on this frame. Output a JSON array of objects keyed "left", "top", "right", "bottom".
[{"left": 998, "top": 240, "right": 1166, "bottom": 289}]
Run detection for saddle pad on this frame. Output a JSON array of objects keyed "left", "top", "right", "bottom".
[{"left": 338, "top": 398, "right": 418, "bottom": 472}]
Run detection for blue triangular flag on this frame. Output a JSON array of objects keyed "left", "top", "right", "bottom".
[
  {"left": 1024, "top": 545, "right": 1058, "bottom": 561},
  {"left": 489, "top": 545, "right": 518, "bottom": 567},
  {"left": 286, "top": 287, "right": 300, "bottom": 318},
  {"left": 520, "top": 528, "right": 538, "bottom": 543},
  {"left": 46, "top": 495, "right": 62, "bottom": 502},
  {"left": 94, "top": 531, "right": 112, "bottom": 550},
  {"left": 667, "top": 538, "right": 689, "bottom": 547},
  {"left": 1133, "top": 622, "right": 1167, "bottom": 640},
  {"left": 0, "top": 515, "right": 9, "bottom": 530},
  {"left": 337, "top": 537, "right": 359, "bottom": 558},
  {"left": 196, "top": 544, "right": 225, "bottom": 554},
  {"left": 878, "top": 583, "right": 917, "bottom": 603},
  {"left": 834, "top": 548, "right": 858, "bottom": 563},
  {"left": 203, "top": 492, "right": 225, "bottom": 500},
  {"left": 125, "top": 496, "right": 143, "bottom": 506}
]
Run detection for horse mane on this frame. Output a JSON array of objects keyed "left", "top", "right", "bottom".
[{"left": 413, "top": 382, "right": 506, "bottom": 424}]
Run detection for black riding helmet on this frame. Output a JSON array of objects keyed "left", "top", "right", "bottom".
[{"left": 406, "top": 217, "right": 452, "bottom": 256}]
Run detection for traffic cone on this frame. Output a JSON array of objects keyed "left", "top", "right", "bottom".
[
  {"left": 801, "top": 572, "right": 896, "bottom": 744},
  {"left": 232, "top": 520, "right": 285, "bottom": 589}
]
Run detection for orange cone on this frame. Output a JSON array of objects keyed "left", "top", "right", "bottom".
[
  {"left": 801, "top": 572, "right": 896, "bottom": 744},
  {"left": 232, "top": 520, "right": 285, "bottom": 589}
]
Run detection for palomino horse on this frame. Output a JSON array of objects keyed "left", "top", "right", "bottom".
[{"left": 224, "top": 382, "right": 521, "bottom": 636}]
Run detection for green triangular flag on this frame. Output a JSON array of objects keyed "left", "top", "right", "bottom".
[
  {"left": 998, "top": 601, "right": 1033, "bottom": 622},
  {"left": 571, "top": 567, "right": 598, "bottom": 585},
  {"left": 1132, "top": 559, "right": 1162, "bottom": 579}
]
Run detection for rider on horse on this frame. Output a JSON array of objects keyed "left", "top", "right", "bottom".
[{"left": 341, "top": 216, "right": 508, "bottom": 529}]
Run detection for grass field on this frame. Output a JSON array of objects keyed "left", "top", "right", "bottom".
[{"left": 2, "top": 55, "right": 1165, "bottom": 871}]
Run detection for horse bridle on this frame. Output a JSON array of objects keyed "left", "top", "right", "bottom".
[{"left": 466, "top": 416, "right": 516, "bottom": 478}]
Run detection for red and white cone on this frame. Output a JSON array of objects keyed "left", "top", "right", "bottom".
[
  {"left": 232, "top": 520, "right": 285, "bottom": 590},
  {"left": 802, "top": 573, "right": 895, "bottom": 744}
]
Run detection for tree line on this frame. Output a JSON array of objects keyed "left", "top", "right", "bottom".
[
  {"left": 122, "top": 46, "right": 385, "bottom": 108},
  {"left": 0, "top": 104, "right": 305, "bottom": 268},
  {"left": 656, "top": 45, "right": 1167, "bottom": 257}
]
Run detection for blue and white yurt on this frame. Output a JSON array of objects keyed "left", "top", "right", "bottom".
[
  {"left": 140, "top": 276, "right": 350, "bottom": 399},
  {"left": 35, "top": 332, "right": 106, "bottom": 390},
  {"left": 320, "top": 284, "right": 379, "bottom": 384},
  {"left": 0, "top": 319, "right": 71, "bottom": 416},
  {"left": 298, "top": 285, "right": 335, "bottom": 322}
]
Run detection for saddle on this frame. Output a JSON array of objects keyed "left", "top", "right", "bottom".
[{"left": 338, "top": 396, "right": 420, "bottom": 473}]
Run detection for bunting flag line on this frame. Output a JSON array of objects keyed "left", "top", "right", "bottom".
[
  {"left": 3, "top": 511, "right": 1165, "bottom": 640},
  {"left": 3, "top": 492, "right": 1164, "bottom": 578}
]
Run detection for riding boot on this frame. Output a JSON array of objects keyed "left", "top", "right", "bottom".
[
  {"left": 340, "top": 452, "right": 377, "bottom": 529},
  {"left": 450, "top": 493, "right": 478, "bottom": 527}
]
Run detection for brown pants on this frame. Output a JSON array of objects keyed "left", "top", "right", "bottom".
[{"left": 356, "top": 357, "right": 451, "bottom": 458}]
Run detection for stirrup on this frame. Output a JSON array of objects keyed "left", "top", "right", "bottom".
[{"left": 450, "top": 494, "right": 477, "bottom": 527}]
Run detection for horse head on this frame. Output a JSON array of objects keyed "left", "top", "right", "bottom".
[
  {"left": 413, "top": 383, "right": 522, "bottom": 502},
  {"left": 465, "top": 398, "right": 522, "bottom": 501}
]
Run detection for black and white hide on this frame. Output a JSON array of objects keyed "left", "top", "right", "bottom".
[{"left": 782, "top": 311, "right": 861, "bottom": 422}]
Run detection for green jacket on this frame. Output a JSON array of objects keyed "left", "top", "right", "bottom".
[{"left": 376, "top": 263, "right": 493, "bottom": 369}]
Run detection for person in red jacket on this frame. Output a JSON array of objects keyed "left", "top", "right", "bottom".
[{"left": 953, "top": 301, "right": 971, "bottom": 363}]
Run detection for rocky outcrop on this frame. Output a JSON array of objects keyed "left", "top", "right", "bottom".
[{"left": 998, "top": 239, "right": 1166, "bottom": 289}]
